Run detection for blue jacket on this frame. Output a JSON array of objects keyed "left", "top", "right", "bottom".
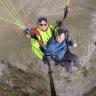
[{"left": 44, "top": 37, "right": 73, "bottom": 62}]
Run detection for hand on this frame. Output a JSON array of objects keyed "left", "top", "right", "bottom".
[
  {"left": 26, "top": 34, "right": 31, "bottom": 38},
  {"left": 73, "top": 41, "right": 77, "bottom": 47}
]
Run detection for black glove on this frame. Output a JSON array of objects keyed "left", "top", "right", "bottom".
[{"left": 56, "top": 20, "right": 63, "bottom": 27}]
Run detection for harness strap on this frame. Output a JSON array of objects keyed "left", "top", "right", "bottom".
[
  {"left": 31, "top": 26, "right": 55, "bottom": 48},
  {"left": 31, "top": 28, "right": 44, "bottom": 48}
]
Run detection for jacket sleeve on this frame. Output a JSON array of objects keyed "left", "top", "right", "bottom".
[
  {"left": 31, "top": 38, "right": 44, "bottom": 59},
  {"left": 68, "top": 40, "right": 73, "bottom": 46},
  {"left": 44, "top": 48, "right": 52, "bottom": 61},
  {"left": 50, "top": 25, "right": 58, "bottom": 36}
]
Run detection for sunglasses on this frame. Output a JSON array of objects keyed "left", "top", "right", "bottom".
[{"left": 39, "top": 23, "right": 48, "bottom": 26}]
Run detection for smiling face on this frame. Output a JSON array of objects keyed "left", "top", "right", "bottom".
[
  {"left": 38, "top": 21, "right": 48, "bottom": 31},
  {"left": 56, "top": 34, "right": 65, "bottom": 43}
]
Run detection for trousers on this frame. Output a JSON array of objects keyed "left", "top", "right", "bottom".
[{"left": 58, "top": 51, "right": 80, "bottom": 73}]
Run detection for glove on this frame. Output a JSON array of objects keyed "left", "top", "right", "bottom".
[
  {"left": 26, "top": 34, "right": 31, "bottom": 38},
  {"left": 24, "top": 28, "right": 31, "bottom": 34},
  {"left": 56, "top": 20, "right": 63, "bottom": 27}
]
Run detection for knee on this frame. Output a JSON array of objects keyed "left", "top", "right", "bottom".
[{"left": 74, "top": 56, "right": 80, "bottom": 63}]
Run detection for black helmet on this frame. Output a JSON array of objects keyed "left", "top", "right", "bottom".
[
  {"left": 57, "top": 28, "right": 66, "bottom": 36},
  {"left": 38, "top": 17, "right": 47, "bottom": 23}
]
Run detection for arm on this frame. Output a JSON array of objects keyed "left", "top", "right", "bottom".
[
  {"left": 24, "top": 28, "right": 44, "bottom": 59},
  {"left": 68, "top": 40, "right": 77, "bottom": 47},
  {"left": 44, "top": 46, "right": 52, "bottom": 61},
  {"left": 31, "top": 38, "right": 44, "bottom": 59},
  {"left": 44, "top": 43, "right": 56, "bottom": 61}
]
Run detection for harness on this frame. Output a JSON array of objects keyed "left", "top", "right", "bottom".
[
  {"left": 63, "top": 27, "right": 70, "bottom": 52},
  {"left": 24, "top": 25, "right": 69, "bottom": 55},
  {"left": 30, "top": 27, "right": 57, "bottom": 59},
  {"left": 30, "top": 28, "right": 45, "bottom": 48}
]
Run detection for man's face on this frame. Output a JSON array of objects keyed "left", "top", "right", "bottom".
[
  {"left": 38, "top": 21, "right": 48, "bottom": 31},
  {"left": 56, "top": 34, "right": 65, "bottom": 43}
]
